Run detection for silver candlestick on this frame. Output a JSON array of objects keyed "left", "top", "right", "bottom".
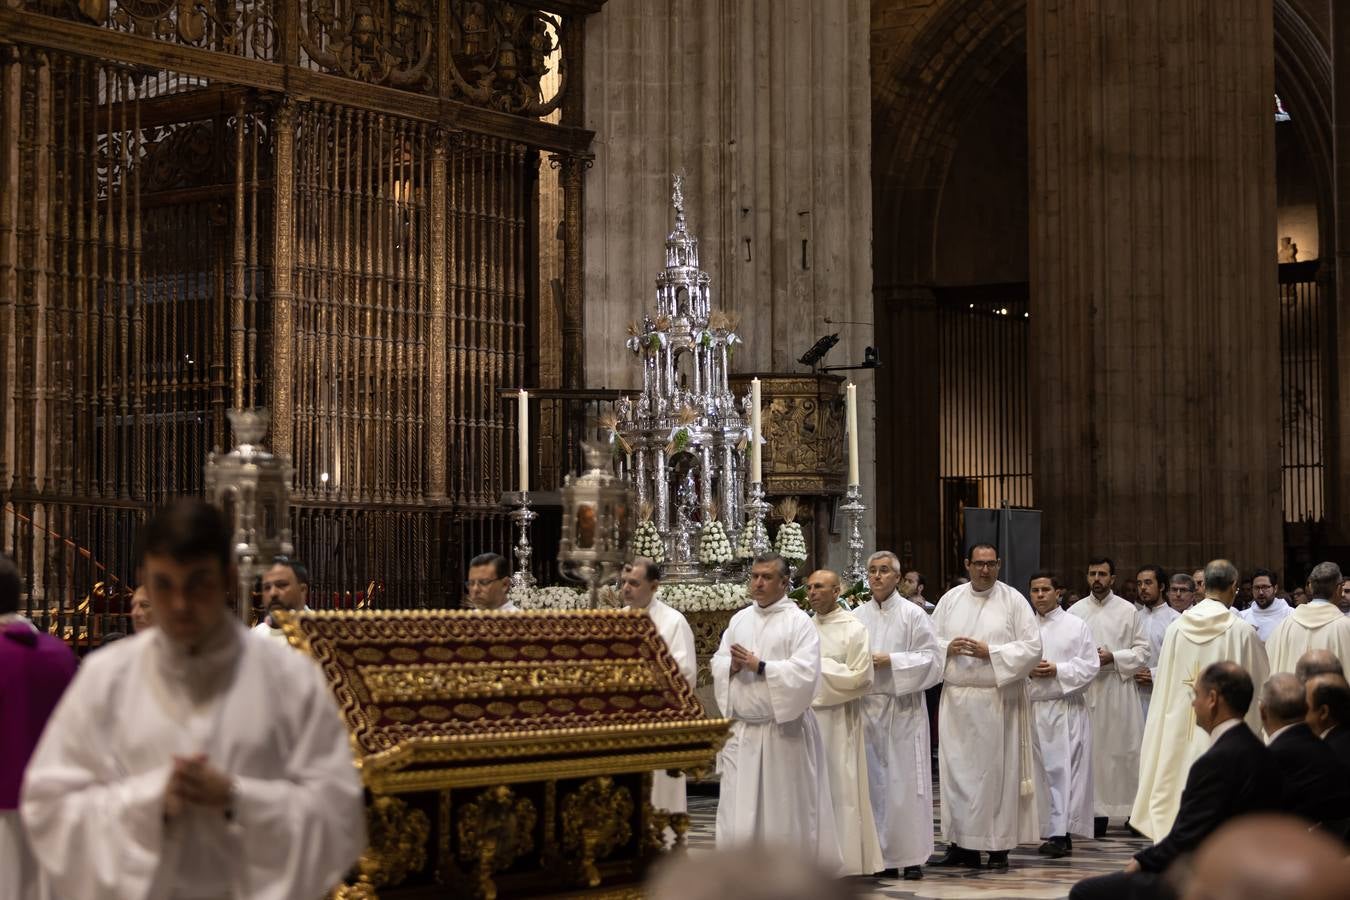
[
  {"left": 745, "top": 481, "right": 771, "bottom": 557},
  {"left": 840, "top": 483, "right": 867, "bottom": 589},
  {"left": 510, "top": 491, "right": 538, "bottom": 590}
]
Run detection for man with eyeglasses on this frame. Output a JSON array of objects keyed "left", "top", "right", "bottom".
[
  {"left": 930, "top": 543, "right": 1041, "bottom": 872},
  {"left": 465, "top": 553, "right": 517, "bottom": 611},
  {"left": 1238, "top": 568, "right": 1291, "bottom": 642},
  {"left": 1167, "top": 573, "right": 1196, "bottom": 614}
]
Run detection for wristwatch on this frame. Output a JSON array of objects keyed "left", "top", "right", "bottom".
[{"left": 757, "top": 660, "right": 767, "bottom": 676}]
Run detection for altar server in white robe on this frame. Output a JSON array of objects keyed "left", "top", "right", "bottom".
[
  {"left": 466, "top": 552, "right": 518, "bottom": 611},
  {"left": 1133, "top": 564, "right": 1180, "bottom": 719},
  {"left": 1129, "top": 559, "right": 1269, "bottom": 841},
  {"left": 853, "top": 550, "right": 943, "bottom": 880},
  {"left": 1239, "top": 568, "right": 1293, "bottom": 642},
  {"left": 931, "top": 543, "right": 1042, "bottom": 871},
  {"left": 1268, "top": 562, "right": 1350, "bottom": 681},
  {"left": 1027, "top": 573, "right": 1099, "bottom": 859},
  {"left": 807, "top": 569, "right": 883, "bottom": 876},
  {"left": 21, "top": 499, "right": 365, "bottom": 900},
  {"left": 713, "top": 554, "right": 840, "bottom": 869},
  {"left": 1068, "top": 556, "right": 1150, "bottom": 836},
  {"left": 621, "top": 558, "right": 698, "bottom": 815}
]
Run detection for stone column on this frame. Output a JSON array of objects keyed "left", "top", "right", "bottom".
[
  {"left": 1028, "top": 0, "right": 1281, "bottom": 573},
  {"left": 583, "top": 0, "right": 876, "bottom": 559}
]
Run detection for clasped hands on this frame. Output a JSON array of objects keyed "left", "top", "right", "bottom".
[
  {"left": 947, "top": 636, "right": 990, "bottom": 660},
  {"left": 1030, "top": 659, "right": 1057, "bottom": 678},
  {"left": 164, "top": 753, "right": 234, "bottom": 818},
  {"left": 729, "top": 643, "right": 762, "bottom": 675}
]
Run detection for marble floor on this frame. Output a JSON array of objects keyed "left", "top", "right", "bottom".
[{"left": 683, "top": 791, "right": 1150, "bottom": 900}]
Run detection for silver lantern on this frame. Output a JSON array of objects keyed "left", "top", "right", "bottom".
[
  {"left": 558, "top": 444, "right": 635, "bottom": 608},
  {"left": 204, "top": 408, "right": 295, "bottom": 623}
]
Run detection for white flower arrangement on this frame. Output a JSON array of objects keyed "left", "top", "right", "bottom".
[
  {"left": 510, "top": 584, "right": 623, "bottom": 611},
  {"left": 774, "top": 521, "right": 807, "bottom": 563},
  {"left": 511, "top": 581, "right": 750, "bottom": 613},
  {"left": 631, "top": 520, "right": 666, "bottom": 564},
  {"left": 699, "top": 521, "right": 733, "bottom": 566},
  {"left": 735, "top": 522, "right": 758, "bottom": 559}
]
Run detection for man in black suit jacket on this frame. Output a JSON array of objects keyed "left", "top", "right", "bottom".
[
  {"left": 1306, "top": 672, "right": 1350, "bottom": 773},
  {"left": 1261, "top": 673, "right": 1350, "bottom": 835},
  {"left": 1069, "top": 662, "right": 1284, "bottom": 900}
]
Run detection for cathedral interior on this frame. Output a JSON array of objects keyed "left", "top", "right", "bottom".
[{"left": 0, "top": 0, "right": 1344, "bottom": 635}]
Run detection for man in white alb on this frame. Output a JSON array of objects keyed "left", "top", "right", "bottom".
[
  {"left": 1267, "top": 562, "right": 1350, "bottom": 681},
  {"left": 252, "top": 558, "right": 312, "bottom": 640},
  {"left": 931, "top": 543, "right": 1042, "bottom": 871},
  {"left": 807, "top": 568, "right": 883, "bottom": 876},
  {"left": 712, "top": 554, "right": 840, "bottom": 870},
  {"left": 620, "top": 558, "right": 697, "bottom": 817},
  {"left": 466, "top": 552, "right": 518, "bottom": 611},
  {"left": 1133, "top": 564, "right": 1179, "bottom": 719},
  {"left": 21, "top": 499, "right": 366, "bottom": 900},
  {"left": 1028, "top": 572, "right": 1099, "bottom": 859},
  {"left": 853, "top": 550, "right": 943, "bottom": 880},
  {"left": 1068, "top": 556, "right": 1149, "bottom": 838},
  {"left": 1239, "top": 568, "right": 1292, "bottom": 642}
]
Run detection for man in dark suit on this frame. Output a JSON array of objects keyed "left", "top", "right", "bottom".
[
  {"left": 1305, "top": 672, "right": 1350, "bottom": 773},
  {"left": 1260, "top": 673, "right": 1350, "bottom": 836},
  {"left": 1069, "top": 662, "right": 1283, "bottom": 900}
]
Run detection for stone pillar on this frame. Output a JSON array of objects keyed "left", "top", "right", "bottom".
[
  {"left": 583, "top": 0, "right": 876, "bottom": 560},
  {"left": 1028, "top": 0, "right": 1281, "bottom": 574}
]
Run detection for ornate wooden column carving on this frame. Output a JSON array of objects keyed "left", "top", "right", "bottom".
[
  {"left": 0, "top": 44, "right": 18, "bottom": 492},
  {"left": 427, "top": 128, "right": 449, "bottom": 499},
  {"left": 553, "top": 152, "right": 589, "bottom": 390},
  {"left": 269, "top": 98, "right": 295, "bottom": 458}
]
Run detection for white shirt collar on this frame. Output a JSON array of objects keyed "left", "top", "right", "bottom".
[
  {"left": 1208, "top": 718, "right": 1243, "bottom": 744},
  {"left": 1266, "top": 722, "right": 1300, "bottom": 744}
]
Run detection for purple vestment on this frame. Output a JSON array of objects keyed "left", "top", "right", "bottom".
[{"left": 0, "top": 622, "right": 78, "bottom": 810}]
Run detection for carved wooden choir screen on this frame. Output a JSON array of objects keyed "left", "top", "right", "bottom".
[{"left": 0, "top": 0, "right": 598, "bottom": 641}]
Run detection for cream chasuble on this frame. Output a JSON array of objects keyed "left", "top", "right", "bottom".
[
  {"left": 811, "top": 607, "right": 883, "bottom": 876},
  {"left": 1068, "top": 592, "right": 1149, "bottom": 817},
  {"left": 1136, "top": 601, "right": 1179, "bottom": 718},
  {"left": 1029, "top": 608, "right": 1099, "bottom": 839},
  {"left": 852, "top": 590, "right": 943, "bottom": 868},
  {"left": 712, "top": 597, "right": 841, "bottom": 870},
  {"left": 644, "top": 596, "right": 698, "bottom": 814},
  {"left": 1239, "top": 597, "right": 1293, "bottom": 642},
  {"left": 1266, "top": 601, "right": 1350, "bottom": 681},
  {"left": 20, "top": 621, "right": 365, "bottom": 900},
  {"left": 1128, "top": 599, "right": 1269, "bottom": 840},
  {"left": 932, "top": 581, "right": 1042, "bottom": 850}
]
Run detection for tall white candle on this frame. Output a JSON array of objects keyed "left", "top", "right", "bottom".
[
  {"left": 750, "top": 377, "right": 762, "bottom": 484},
  {"left": 846, "top": 382, "right": 859, "bottom": 486},
  {"left": 517, "top": 388, "right": 530, "bottom": 494}
]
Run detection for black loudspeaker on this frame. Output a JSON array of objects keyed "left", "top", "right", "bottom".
[{"left": 961, "top": 506, "right": 1042, "bottom": 599}]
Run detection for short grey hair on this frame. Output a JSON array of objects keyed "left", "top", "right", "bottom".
[
  {"left": 1261, "top": 672, "right": 1308, "bottom": 721},
  {"left": 1308, "top": 561, "right": 1343, "bottom": 600},
  {"left": 1204, "top": 559, "right": 1239, "bottom": 592},
  {"left": 867, "top": 550, "right": 900, "bottom": 570},
  {"left": 1169, "top": 573, "right": 1196, "bottom": 591},
  {"left": 751, "top": 553, "right": 790, "bottom": 580},
  {"left": 1296, "top": 649, "right": 1343, "bottom": 684}
]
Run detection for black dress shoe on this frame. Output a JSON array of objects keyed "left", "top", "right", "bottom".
[
  {"left": 986, "top": 850, "right": 1010, "bottom": 870},
  {"left": 903, "top": 866, "right": 923, "bottom": 880},
  {"left": 1093, "top": 816, "right": 1109, "bottom": 839},
  {"left": 1065, "top": 834, "right": 1073, "bottom": 851},
  {"left": 931, "top": 845, "right": 981, "bottom": 867},
  {"left": 875, "top": 868, "right": 899, "bottom": 878},
  {"left": 1038, "top": 838, "right": 1070, "bottom": 859}
]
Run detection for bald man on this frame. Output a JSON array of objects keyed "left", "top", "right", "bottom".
[
  {"left": 1305, "top": 673, "right": 1350, "bottom": 775},
  {"left": 1259, "top": 674, "right": 1350, "bottom": 832},
  {"left": 1295, "top": 649, "right": 1343, "bottom": 684},
  {"left": 1182, "top": 815, "right": 1350, "bottom": 900}
]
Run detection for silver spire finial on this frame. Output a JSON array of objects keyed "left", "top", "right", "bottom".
[{"left": 671, "top": 172, "right": 685, "bottom": 226}]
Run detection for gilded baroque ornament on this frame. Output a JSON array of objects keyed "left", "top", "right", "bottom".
[
  {"left": 32, "top": 0, "right": 277, "bottom": 57},
  {"left": 561, "top": 777, "right": 634, "bottom": 888},
  {"left": 457, "top": 785, "right": 538, "bottom": 900},
  {"left": 341, "top": 795, "right": 431, "bottom": 894},
  {"left": 300, "top": 0, "right": 436, "bottom": 89},
  {"left": 447, "top": 1, "right": 565, "bottom": 115}
]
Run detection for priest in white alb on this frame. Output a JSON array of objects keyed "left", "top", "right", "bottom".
[
  {"left": 1133, "top": 564, "right": 1179, "bottom": 719},
  {"left": 621, "top": 558, "right": 698, "bottom": 817},
  {"left": 931, "top": 543, "right": 1042, "bottom": 871},
  {"left": 21, "top": 499, "right": 366, "bottom": 900},
  {"left": 807, "top": 568, "right": 883, "bottom": 876},
  {"left": 1238, "top": 568, "right": 1293, "bottom": 642},
  {"left": 1267, "top": 562, "right": 1350, "bottom": 681},
  {"left": 853, "top": 550, "right": 944, "bottom": 880},
  {"left": 712, "top": 553, "right": 840, "bottom": 870},
  {"left": 1027, "top": 572, "right": 1099, "bottom": 859},
  {"left": 1068, "top": 556, "right": 1150, "bottom": 837},
  {"left": 1129, "top": 559, "right": 1269, "bottom": 841}
]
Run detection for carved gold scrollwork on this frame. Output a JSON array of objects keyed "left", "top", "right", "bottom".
[
  {"left": 447, "top": 1, "right": 564, "bottom": 116},
  {"left": 34, "top": 0, "right": 279, "bottom": 58},
  {"left": 561, "top": 777, "right": 634, "bottom": 888},
  {"left": 341, "top": 795, "right": 431, "bottom": 898},
  {"left": 299, "top": 0, "right": 434, "bottom": 89},
  {"left": 457, "top": 785, "right": 538, "bottom": 900}
]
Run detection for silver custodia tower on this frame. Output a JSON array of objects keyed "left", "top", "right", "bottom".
[{"left": 616, "top": 174, "right": 750, "bottom": 581}]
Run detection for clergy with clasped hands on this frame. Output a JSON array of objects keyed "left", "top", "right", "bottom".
[
  {"left": 20, "top": 499, "right": 367, "bottom": 900},
  {"left": 853, "top": 550, "right": 943, "bottom": 881},
  {"left": 807, "top": 568, "right": 884, "bottom": 877},
  {"left": 712, "top": 553, "right": 842, "bottom": 872},
  {"left": 930, "top": 543, "right": 1042, "bottom": 872}
]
